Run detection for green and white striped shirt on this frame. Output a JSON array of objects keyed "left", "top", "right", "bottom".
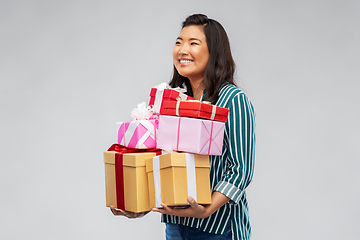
[{"left": 162, "top": 84, "right": 256, "bottom": 240}]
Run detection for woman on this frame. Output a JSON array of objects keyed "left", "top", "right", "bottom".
[{"left": 111, "top": 14, "right": 256, "bottom": 240}]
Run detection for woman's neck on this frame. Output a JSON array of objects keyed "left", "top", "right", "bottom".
[{"left": 190, "top": 79, "right": 205, "bottom": 100}]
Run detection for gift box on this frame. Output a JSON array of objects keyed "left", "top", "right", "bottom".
[
  {"left": 160, "top": 100, "right": 229, "bottom": 122},
  {"left": 157, "top": 115, "right": 225, "bottom": 155},
  {"left": 103, "top": 144, "right": 161, "bottom": 212},
  {"left": 149, "top": 83, "right": 194, "bottom": 114},
  {"left": 146, "top": 152, "right": 211, "bottom": 208},
  {"left": 117, "top": 119, "right": 158, "bottom": 149}
]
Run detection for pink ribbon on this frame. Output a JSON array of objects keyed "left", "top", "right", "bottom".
[{"left": 207, "top": 121, "right": 214, "bottom": 155}]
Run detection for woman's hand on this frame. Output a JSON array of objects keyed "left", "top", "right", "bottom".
[
  {"left": 152, "top": 196, "right": 209, "bottom": 218},
  {"left": 152, "top": 191, "right": 230, "bottom": 219},
  {"left": 110, "top": 205, "right": 149, "bottom": 219}
]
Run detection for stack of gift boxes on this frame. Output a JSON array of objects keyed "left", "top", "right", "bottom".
[{"left": 103, "top": 83, "right": 229, "bottom": 212}]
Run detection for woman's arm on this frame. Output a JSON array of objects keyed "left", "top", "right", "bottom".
[{"left": 213, "top": 92, "right": 256, "bottom": 204}]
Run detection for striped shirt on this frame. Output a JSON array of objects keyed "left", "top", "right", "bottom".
[{"left": 162, "top": 84, "right": 256, "bottom": 240}]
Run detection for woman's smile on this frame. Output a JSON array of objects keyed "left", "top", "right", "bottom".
[{"left": 179, "top": 58, "right": 194, "bottom": 66}]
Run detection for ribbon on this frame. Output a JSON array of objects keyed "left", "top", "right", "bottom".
[
  {"left": 154, "top": 82, "right": 188, "bottom": 93},
  {"left": 152, "top": 153, "right": 197, "bottom": 208},
  {"left": 153, "top": 89, "right": 164, "bottom": 114},
  {"left": 153, "top": 156, "right": 162, "bottom": 208},
  {"left": 207, "top": 121, "right": 214, "bottom": 155},
  {"left": 107, "top": 144, "right": 161, "bottom": 210},
  {"left": 176, "top": 100, "right": 181, "bottom": 116},
  {"left": 185, "top": 153, "right": 197, "bottom": 202},
  {"left": 131, "top": 102, "right": 155, "bottom": 120},
  {"left": 210, "top": 105, "right": 216, "bottom": 121}
]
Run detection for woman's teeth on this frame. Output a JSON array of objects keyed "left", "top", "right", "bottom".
[{"left": 180, "top": 60, "right": 193, "bottom": 64}]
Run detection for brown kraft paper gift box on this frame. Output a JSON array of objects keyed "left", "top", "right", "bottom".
[
  {"left": 103, "top": 151, "right": 157, "bottom": 212},
  {"left": 146, "top": 152, "right": 212, "bottom": 208}
]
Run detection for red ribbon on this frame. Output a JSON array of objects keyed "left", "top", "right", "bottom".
[{"left": 107, "top": 144, "right": 161, "bottom": 210}]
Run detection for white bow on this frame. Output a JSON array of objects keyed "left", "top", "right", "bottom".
[{"left": 131, "top": 102, "right": 155, "bottom": 120}]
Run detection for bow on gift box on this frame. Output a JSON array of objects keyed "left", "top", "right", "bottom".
[
  {"left": 154, "top": 82, "right": 188, "bottom": 93},
  {"left": 117, "top": 102, "right": 158, "bottom": 149},
  {"left": 131, "top": 102, "right": 155, "bottom": 120}
]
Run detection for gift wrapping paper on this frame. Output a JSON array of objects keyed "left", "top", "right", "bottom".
[
  {"left": 160, "top": 100, "right": 229, "bottom": 122},
  {"left": 117, "top": 119, "right": 158, "bottom": 149},
  {"left": 157, "top": 115, "right": 225, "bottom": 155}
]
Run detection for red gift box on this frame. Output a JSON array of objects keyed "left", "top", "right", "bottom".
[
  {"left": 149, "top": 88, "right": 194, "bottom": 114},
  {"left": 160, "top": 100, "right": 229, "bottom": 122}
]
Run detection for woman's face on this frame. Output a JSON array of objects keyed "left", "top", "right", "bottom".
[{"left": 172, "top": 25, "right": 209, "bottom": 82}]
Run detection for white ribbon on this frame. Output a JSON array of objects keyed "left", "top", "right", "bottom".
[
  {"left": 176, "top": 101, "right": 181, "bottom": 116},
  {"left": 136, "top": 120, "right": 156, "bottom": 148},
  {"left": 177, "top": 91, "right": 189, "bottom": 101},
  {"left": 131, "top": 102, "right": 154, "bottom": 120},
  {"left": 185, "top": 153, "right": 197, "bottom": 202},
  {"left": 154, "top": 82, "right": 169, "bottom": 91},
  {"left": 153, "top": 156, "right": 162, "bottom": 208},
  {"left": 210, "top": 105, "right": 217, "bottom": 120},
  {"left": 154, "top": 82, "right": 187, "bottom": 94},
  {"left": 153, "top": 89, "right": 164, "bottom": 113}
]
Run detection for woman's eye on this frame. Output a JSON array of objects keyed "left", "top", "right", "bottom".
[
  {"left": 190, "top": 42, "right": 199, "bottom": 45},
  {"left": 175, "top": 41, "right": 181, "bottom": 45}
]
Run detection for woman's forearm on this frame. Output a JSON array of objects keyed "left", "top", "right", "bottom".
[{"left": 202, "top": 191, "right": 230, "bottom": 218}]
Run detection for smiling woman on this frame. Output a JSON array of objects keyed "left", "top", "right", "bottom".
[{"left": 111, "top": 13, "right": 256, "bottom": 240}]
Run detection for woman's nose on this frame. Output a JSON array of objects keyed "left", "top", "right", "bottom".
[{"left": 178, "top": 44, "right": 189, "bottom": 55}]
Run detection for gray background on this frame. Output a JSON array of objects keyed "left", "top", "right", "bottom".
[{"left": 1, "top": 0, "right": 359, "bottom": 239}]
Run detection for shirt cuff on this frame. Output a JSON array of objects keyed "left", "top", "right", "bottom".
[{"left": 213, "top": 181, "right": 244, "bottom": 204}]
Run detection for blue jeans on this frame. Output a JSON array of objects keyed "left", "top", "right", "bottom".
[{"left": 165, "top": 223, "right": 232, "bottom": 240}]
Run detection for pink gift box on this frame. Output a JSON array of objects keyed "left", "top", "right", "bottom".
[
  {"left": 117, "top": 119, "right": 158, "bottom": 149},
  {"left": 157, "top": 115, "right": 225, "bottom": 155}
]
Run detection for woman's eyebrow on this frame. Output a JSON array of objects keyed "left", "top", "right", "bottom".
[
  {"left": 176, "top": 37, "right": 202, "bottom": 43},
  {"left": 189, "top": 38, "right": 202, "bottom": 43}
]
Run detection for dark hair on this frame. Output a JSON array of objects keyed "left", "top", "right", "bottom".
[{"left": 169, "top": 14, "right": 236, "bottom": 104}]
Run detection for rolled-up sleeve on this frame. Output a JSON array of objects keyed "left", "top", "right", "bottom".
[{"left": 213, "top": 92, "right": 256, "bottom": 204}]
